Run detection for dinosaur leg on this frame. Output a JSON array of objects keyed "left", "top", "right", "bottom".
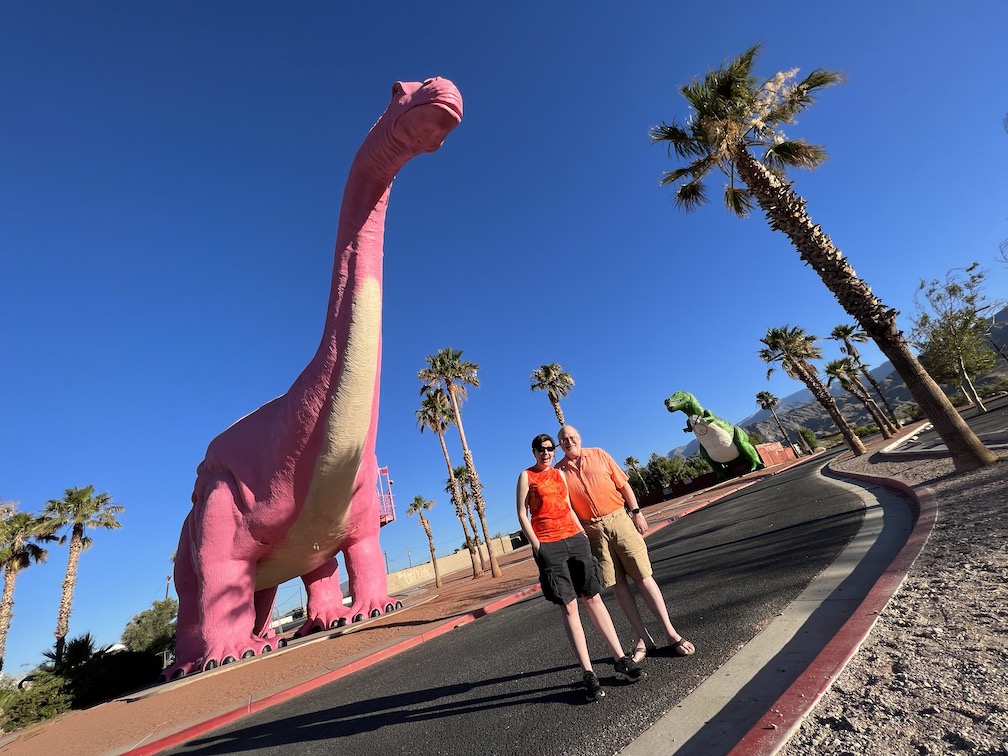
[
  {"left": 340, "top": 523, "right": 401, "bottom": 622},
  {"left": 162, "top": 517, "right": 201, "bottom": 680},
  {"left": 252, "top": 587, "right": 279, "bottom": 641},
  {"left": 294, "top": 558, "right": 348, "bottom": 636},
  {"left": 189, "top": 474, "right": 275, "bottom": 672}
]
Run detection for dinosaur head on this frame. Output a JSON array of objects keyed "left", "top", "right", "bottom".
[
  {"left": 664, "top": 391, "right": 702, "bottom": 417},
  {"left": 389, "top": 77, "right": 462, "bottom": 153}
]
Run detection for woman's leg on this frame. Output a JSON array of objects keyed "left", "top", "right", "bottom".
[
  {"left": 560, "top": 598, "right": 594, "bottom": 672},
  {"left": 580, "top": 593, "right": 627, "bottom": 662}
]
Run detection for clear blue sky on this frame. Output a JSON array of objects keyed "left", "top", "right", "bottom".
[{"left": 3, "top": 2, "right": 1006, "bottom": 679}]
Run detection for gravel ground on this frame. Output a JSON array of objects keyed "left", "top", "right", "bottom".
[{"left": 779, "top": 448, "right": 1008, "bottom": 756}]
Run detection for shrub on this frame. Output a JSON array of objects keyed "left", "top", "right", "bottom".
[{"left": 1, "top": 671, "right": 71, "bottom": 731}]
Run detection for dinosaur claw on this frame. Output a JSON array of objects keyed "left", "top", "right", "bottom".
[
  {"left": 204, "top": 659, "right": 218, "bottom": 671},
  {"left": 278, "top": 638, "right": 288, "bottom": 647},
  {"left": 353, "top": 613, "right": 365, "bottom": 623},
  {"left": 291, "top": 632, "right": 302, "bottom": 639},
  {"left": 384, "top": 603, "right": 395, "bottom": 613},
  {"left": 262, "top": 644, "right": 272, "bottom": 653},
  {"left": 223, "top": 655, "right": 237, "bottom": 665},
  {"left": 394, "top": 600, "right": 403, "bottom": 610},
  {"left": 241, "top": 650, "right": 255, "bottom": 659},
  {"left": 172, "top": 668, "right": 185, "bottom": 680},
  {"left": 329, "top": 619, "right": 339, "bottom": 630},
  {"left": 337, "top": 617, "right": 348, "bottom": 627},
  {"left": 370, "top": 608, "right": 381, "bottom": 618}
]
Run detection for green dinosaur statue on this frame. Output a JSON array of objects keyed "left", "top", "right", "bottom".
[{"left": 664, "top": 391, "right": 764, "bottom": 481}]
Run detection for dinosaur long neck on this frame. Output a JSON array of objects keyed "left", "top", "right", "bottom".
[{"left": 291, "top": 152, "right": 401, "bottom": 499}]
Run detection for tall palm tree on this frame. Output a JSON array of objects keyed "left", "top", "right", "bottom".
[
  {"left": 652, "top": 44, "right": 995, "bottom": 471},
  {"left": 755, "top": 390, "right": 803, "bottom": 453},
  {"left": 44, "top": 486, "right": 124, "bottom": 662},
  {"left": 624, "top": 456, "right": 649, "bottom": 493},
  {"left": 406, "top": 496, "right": 442, "bottom": 589},
  {"left": 0, "top": 511, "right": 59, "bottom": 672},
  {"left": 825, "top": 358, "right": 897, "bottom": 439},
  {"left": 530, "top": 363, "right": 574, "bottom": 426},
  {"left": 416, "top": 388, "right": 480, "bottom": 579},
  {"left": 829, "top": 324, "right": 902, "bottom": 428},
  {"left": 759, "top": 326, "right": 867, "bottom": 456},
  {"left": 448, "top": 465, "right": 485, "bottom": 571},
  {"left": 419, "top": 348, "right": 502, "bottom": 577}
]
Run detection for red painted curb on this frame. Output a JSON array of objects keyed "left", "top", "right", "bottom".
[
  {"left": 727, "top": 470, "right": 937, "bottom": 756},
  {"left": 123, "top": 584, "right": 542, "bottom": 755}
]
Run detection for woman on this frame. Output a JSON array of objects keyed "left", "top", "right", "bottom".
[{"left": 516, "top": 433, "right": 642, "bottom": 702}]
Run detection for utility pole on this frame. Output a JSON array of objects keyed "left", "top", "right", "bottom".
[
  {"left": 406, "top": 547, "right": 412, "bottom": 568},
  {"left": 165, "top": 575, "right": 171, "bottom": 600}
]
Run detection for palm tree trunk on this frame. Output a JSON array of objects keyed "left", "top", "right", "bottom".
[
  {"left": 464, "top": 501, "right": 486, "bottom": 571},
  {"left": 54, "top": 531, "right": 84, "bottom": 661},
  {"left": 875, "top": 336, "right": 997, "bottom": 470},
  {"left": 551, "top": 396, "right": 565, "bottom": 426},
  {"left": 437, "top": 432, "right": 479, "bottom": 579},
  {"left": 797, "top": 364, "right": 866, "bottom": 455},
  {"left": 0, "top": 565, "right": 18, "bottom": 671},
  {"left": 859, "top": 365, "right": 902, "bottom": 427},
  {"left": 736, "top": 149, "right": 994, "bottom": 471},
  {"left": 769, "top": 407, "right": 799, "bottom": 451},
  {"left": 448, "top": 389, "right": 502, "bottom": 577},
  {"left": 422, "top": 522, "right": 442, "bottom": 589}
]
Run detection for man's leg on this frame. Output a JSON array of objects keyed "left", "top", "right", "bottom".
[
  {"left": 636, "top": 575, "right": 694, "bottom": 653},
  {"left": 613, "top": 575, "right": 656, "bottom": 659}
]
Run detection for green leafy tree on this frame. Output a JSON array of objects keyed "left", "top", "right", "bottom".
[
  {"left": 121, "top": 598, "right": 178, "bottom": 657},
  {"left": 0, "top": 510, "right": 59, "bottom": 672},
  {"left": 829, "top": 323, "right": 902, "bottom": 428},
  {"left": 44, "top": 486, "right": 124, "bottom": 663},
  {"left": 797, "top": 426, "right": 819, "bottom": 453},
  {"left": 416, "top": 388, "right": 479, "bottom": 578},
  {"left": 530, "top": 363, "right": 575, "bottom": 426},
  {"left": 824, "top": 357, "right": 898, "bottom": 438},
  {"left": 651, "top": 44, "right": 995, "bottom": 471},
  {"left": 759, "top": 326, "right": 866, "bottom": 455},
  {"left": 911, "top": 263, "right": 997, "bottom": 413},
  {"left": 419, "top": 348, "right": 502, "bottom": 577},
  {"left": 407, "top": 496, "right": 442, "bottom": 589},
  {"left": 1, "top": 669, "right": 71, "bottom": 730}
]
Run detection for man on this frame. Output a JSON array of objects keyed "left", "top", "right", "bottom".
[{"left": 555, "top": 424, "right": 695, "bottom": 662}]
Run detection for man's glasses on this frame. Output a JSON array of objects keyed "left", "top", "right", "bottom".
[
  {"left": 558, "top": 437, "right": 578, "bottom": 445},
  {"left": 535, "top": 446, "right": 555, "bottom": 454}
]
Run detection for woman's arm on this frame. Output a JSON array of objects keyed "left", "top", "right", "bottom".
[{"left": 515, "top": 470, "right": 540, "bottom": 553}]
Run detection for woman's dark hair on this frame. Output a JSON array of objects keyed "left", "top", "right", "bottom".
[{"left": 531, "top": 433, "right": 555, "bottom": 450}]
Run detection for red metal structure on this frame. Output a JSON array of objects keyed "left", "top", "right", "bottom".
[{"left": 377, "top": 465, "right": 395, "bottom": 526}]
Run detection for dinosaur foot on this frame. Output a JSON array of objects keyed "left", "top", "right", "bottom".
[
  {"left": 345, "top": 598, "right": 403, "bottom": 624},
  {"left": 163, "top": 637, "right": 275, "bottom": 679}
]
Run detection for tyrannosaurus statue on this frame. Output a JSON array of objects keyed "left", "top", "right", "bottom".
[
  {"left": 664, "top": 391, "right": 764, "bottom": 482},
  {"left": 167, "top": 78, "right": 463, "bottom": 679}
]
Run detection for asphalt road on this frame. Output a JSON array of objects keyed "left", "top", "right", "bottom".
[{"left": 164, "top": 451, "right": 870, "bottom": 756}]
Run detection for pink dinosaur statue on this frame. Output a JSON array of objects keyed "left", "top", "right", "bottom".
[{"left": 167, "top": 78, "right": 463, "bottom": 679}]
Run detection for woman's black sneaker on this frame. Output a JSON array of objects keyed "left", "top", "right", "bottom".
[
  {"left": 582, "top": 671, "right": 605, "bottom": 702},
  {"left": 614, "top": 655, "right": 643, "bottom": 683}
]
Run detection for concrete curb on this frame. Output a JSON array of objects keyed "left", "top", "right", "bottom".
[{"left": 726, "top": 469, "right": 938, "bottom": 756}]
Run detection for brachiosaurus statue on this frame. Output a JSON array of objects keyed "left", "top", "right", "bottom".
[{"left": 167, "top": 78, "right": 463, "bottom": 679}]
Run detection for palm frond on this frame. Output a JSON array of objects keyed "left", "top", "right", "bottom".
[
  {"left": 673, "top": 180, "right": 708, "bottom": 211},
  {"left": 723, "top": 186, "right": 754, "bottom": 217},
  {"left": 764, "top": 140, "right": 828, "bottom": 170}
]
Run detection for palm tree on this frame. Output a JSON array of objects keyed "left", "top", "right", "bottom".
[
  {"left": 0, "top": 510, "right": 60, "bottom": 672},
  {"left": 624, "top": 456, "right": 649, "bottom": 493},
  {"left": 652, "top": 44, "right": 995, "bottom": 471},
  {"left": 406, "top": 496, "right": 442, "bottom": 589},
  {"left": 419, "top": 348, "right": 502, "bottom": 577},
  {"left": 824, "top": 358, "right": 897, "bottom": 439},
  {"left": 530, "top": 363, "right": 574, "bottom": 426},
  {"left": 44, "top": 486, "right": 124, "bottom": 663},
  {"left": 416, "top": 388, "right": 480, "bottom": 579},
  {"left": 759, "top": 326, "right": 867, "bottom": 456},
  {"left": 755, "top": 390, "right": 804, "bottom": 453},
  {"left": 448, "top": 465, "right": 485, "bottom": 571},
  {"left": 829, "top": 324, "right": 902, "bottom": 428}
]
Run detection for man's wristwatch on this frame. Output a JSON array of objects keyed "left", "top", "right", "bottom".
[{"left": 629, "top": 508, "right": 640, "bottom": 515}]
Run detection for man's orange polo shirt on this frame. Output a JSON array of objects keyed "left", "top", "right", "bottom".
[{"left": 555, "top": 447, "right": 629, "bottom": 522}]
